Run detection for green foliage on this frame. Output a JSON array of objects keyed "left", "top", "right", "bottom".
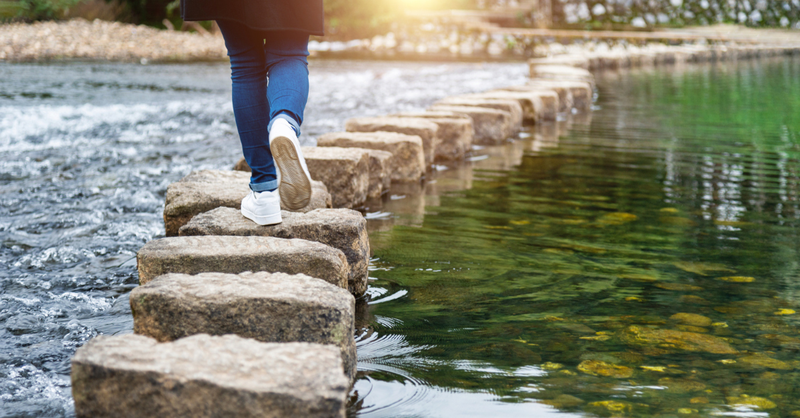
[{"left": 1, "top": 0, "right": 130, "bottom": 21}]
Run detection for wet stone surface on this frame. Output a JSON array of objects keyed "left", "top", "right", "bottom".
[
  {"left": 163, "top": 169, "right": 331, "bottom": 236},
  {"left": 130, "top": 272, "right": 357, "bottom": 380},
  {"left": 180, "top": 207, "right": 370, "bottom": 296},
  {"left": 71, "top": 334, "right": 349, "bottom": 418},
  {"left": 137, "top": 235, "right": 349, "bottom": 289}
]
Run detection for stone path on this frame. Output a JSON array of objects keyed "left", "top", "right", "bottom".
[{"left": 72, "top": 42, "right": 800, "bottom": 417}]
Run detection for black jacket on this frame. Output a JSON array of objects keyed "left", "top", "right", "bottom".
[{"left": 181, "top": 0, "right": 324, "bottom": 35}]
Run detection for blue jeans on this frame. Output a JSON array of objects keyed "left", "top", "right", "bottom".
[{"left": 217, "top": 19, "right": 310, "bottom": 192}]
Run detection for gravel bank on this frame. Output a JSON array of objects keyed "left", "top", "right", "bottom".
[{"left": 0, "top": 18, "right": 226, "bottom": 62}]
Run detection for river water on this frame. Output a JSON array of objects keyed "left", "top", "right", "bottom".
[{"left": 2, "top": 56, "right": 799, "bottom": 417}]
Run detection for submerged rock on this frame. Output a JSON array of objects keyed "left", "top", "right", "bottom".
[
  {"left": 542, "top": 394, "right": 584, "bottom": 408},
  {"left": 726, "top": 395, "right": 777, "bottom": 410},
  {"left": 655, "top": 283, "right": 704, "bottom": 291},
  {"left": 577, "top": 360, "right": 634, "bottom": 378},
  {"left": 619, "top": 326, "right": 738, "bottom": 354},
  {"left": 673, "top": 261, "right": 734, "bottom": 276},
  {"left": 670, "top": 313, "right": 713, "bottom": 327},
  {"left": 657, "top": 377, "right": 707, "bottom": 393},
  {"left": 738, "top": 354, "right": 792, "bottom": 370}
]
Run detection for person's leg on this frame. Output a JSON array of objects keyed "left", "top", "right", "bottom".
[
  {"left": 263, "top": 32, "right": 310, "bottom": 136},
  {"left": 263, "top": 32, "right": 313, "bottom": 210},
  {"left": 216, "top": 19, "right": 278, "bottom": 193}
]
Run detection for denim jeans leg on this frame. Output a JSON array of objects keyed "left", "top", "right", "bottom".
[
  {"left": 217, "top": 19, "right": 278, "bottom": 192},
  {"left": 263, "top": 32, "right": 310, "bottom": 136}
]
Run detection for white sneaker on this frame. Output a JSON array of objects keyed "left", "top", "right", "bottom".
[
  {"left": 240, "top": 190, "right": 282, "bottom": 225},
  {"left": 269, "top": 118, "right": 312, "bottom": 210}
]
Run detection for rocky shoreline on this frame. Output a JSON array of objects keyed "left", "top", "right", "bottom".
[{"left": 0, "top": 18, "right": 226, "bottom": 63}]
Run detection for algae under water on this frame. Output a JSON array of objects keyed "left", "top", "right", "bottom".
[{"left": 358, "top": 57, "right": 800, "bottom": 417}]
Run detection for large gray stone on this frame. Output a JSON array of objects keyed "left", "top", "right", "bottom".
[
  {"left": 130, "top": 272, "right": 357, "bottom": 380},
  {"left": 315, "top": 131, "right": 425, "bottom": 182},
  {"left": 528, "top": 79, "right": 594, "bottom": 111},
  {"left": 345, "top": 117, "right": 439, "bottom": 167},
  {"left": 433, "top": 97, "right": 523, "bottom": 129},
  {"left": 71, "top": 334, "right": 349, "bottom": 418},
  {"left": 136, "top": 236, "right": 349, "bottom": 290},
  {"left": 528, "top": 55, "right": 591, "bottom": 70},
  {"left": 301, "top": 146, "right": 370, "bottom": 209},
  {"left": 352, "top": 148, "right": 391, "bottom": 199},
  {"left": 472, "top": 90, "right": 559, "bottom": 123},
  {"left": 237, "top": 152, "right": 387, "bottom": 199},
  {"left": 163, "top": 170, "right": 331, "bottom": 236},
  {"left": 180, "top": 207, "right": 369, "bottom": 296},
  {"left": 529, "top": 64, "right": 595, "bottom": 85},
  {"left": 426, "top": 105, "right": 514, "bottom": 145},
  {"left": 387, "top": 112, "right": 473, "bottom": 161},
  {"left": 503, "top": 83, "right": 573, "bottom": 113}
]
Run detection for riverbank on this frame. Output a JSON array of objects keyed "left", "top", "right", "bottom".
[
  {"left": 0, "top": 18, "right": 226, "bottom": 62},
  {"left": 4, "top": 18, "right": 800, "bottom": 64}
]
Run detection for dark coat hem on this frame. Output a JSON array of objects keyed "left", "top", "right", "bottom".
[{"left": 181, "top": 15, "right": 324, "bottom": 36}]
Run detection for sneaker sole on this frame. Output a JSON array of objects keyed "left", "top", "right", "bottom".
[
  {"left": 241, "top": 206, "right": 282, "bottom": 226},
  {"left": 271, "top": 136, "right": 312, "bottom": 210}
]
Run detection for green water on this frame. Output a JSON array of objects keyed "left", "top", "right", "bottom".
[{"left": 358, "top": 57, "right": 800, "bottom": 417}]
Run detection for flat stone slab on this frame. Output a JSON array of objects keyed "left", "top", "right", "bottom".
[
  {"left": 528, "top": 55, "right": 591, "bottom": 69},
  {"left": 72, "top": 334, "right": 349, "bottom": 418},
  {"left": 180, "top": 207, "right": 369, "bottom": 296},
  {"left": 434, "top": 97, "right": 523, "bottom": 129},
  {"left": 301, "top": 147, "right": 370, "bottom": 209},
  {"left": 528, "top": 79, "right": 593, "bottom": 110},
  {"left": 350, "top": 147, "right": 391, "bottom": 199},
  {"left": 130, "top": 272, "right": 357, "bottom": 380},
  {"left": 345, "top": 117, "right": 439, "bottom": 167},
  {"left": 315, "top": 131, "right": 425, "bottom": 182},
  {"left": 472, "top": 90, "right": 559, "bottom": 123},
  {"left": 387, "top": 112, "right": 473, "bottom": 161},
  {"left": 137, "top": 236, "right": 349, "bottom": 290},
  {"left": 529, "top": 64, "right": 595, "bottom": 85},
  {"left": 163, "top": 170, "right": 331, "bottom": 236},
  {"left": 426, "top": 105, "right": 514, "bottom": 145},
  {"left": 503, "top": 84, "right": 573, "bottom": 113}
]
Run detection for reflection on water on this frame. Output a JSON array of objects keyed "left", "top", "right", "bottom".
[
  {"left": 359, "top": 57, "right": 800, "bottom": 417},
  {"left": 0, "top": 59, "right": 529, "bottom": 417}
]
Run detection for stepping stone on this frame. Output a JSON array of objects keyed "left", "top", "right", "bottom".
[
  {"left": 315, "top": 131, "right": 425, "bottom": 182},
  {"left": 433, "top": 97, "right": 523, "bottom": 129},
  {"left": 180, "top": 207, "right": 370, "bottom": 296},
  {"left": 528, "top": 55, "right": 590, "bottom": 69},
  {"left": 426, "top": 105, "right": 513, "bottom": 145},
  {"left": 163, "top": 170, "right": 331, "bottom": 237},
  {"left": 345, "top": 117, "right": 439, "bottom": 167},
  {"left": 530, "top": 64, "right": 595, "bottom": 85},
  {"left": 472, "top": 90, "right": 559, "bottom": 123},
  {"left": 387, "top": 111, "right": 473, "bottom": 161},
  {"left": 504, "top": 84, "right": 573, "bottom": 113},
  {"left": 130, "top": 272, "right": 357, "bottom": 380},
  {"left": 528, "top": 79, "right": 593, "bottom": 111},
  {"left": 352, "top": 148, "right": 391, "bottom": 199},
  {"left": 237, "top": 152, "right": 388, "bottom": 198},
  {"left": 136, "top": 236, "right": 349, "bottom": 290},
  {"left": 71, "top": 334, "right": 349, "bottom": 418},
  {"left": 301, "top": 146, "right": 370, "bottom": 209}
]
